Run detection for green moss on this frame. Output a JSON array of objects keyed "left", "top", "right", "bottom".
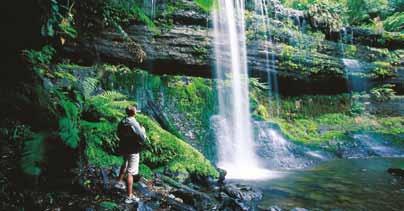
[
  {"left": 372, "top": 61, "right": 395, "bottom": 79},
  {"left": 273, "top": 114, "right": 404, "bottom": 145},
  {"left": 99, "top": 201, "right": 119, "bottom": 211},
  {"left": 85, "top": 142, "right": 123, "bottom": 167},
  {"left": 139, "top": 164, "right": 154, "bottom": 179},
  {"left": 250, "top": 92, "right": 403, "bottom": 146},
  {"left": 101, "top": 67, "right": 217, "bottom": 158},
  {"left": 137, "top": 114, "right": 218, "bottom": 178},
  {"left": 281, "top": 44, "right": 298, "bottom": 60},
  {"left": 194, "top": 0, "right": 217, "bottom": 12},
  {"left": 344, "top": 45, "right": 357, "bottom": 57}
]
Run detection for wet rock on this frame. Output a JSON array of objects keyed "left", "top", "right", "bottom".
[
  {"left": 387, "top": 168, "right": 404, "bottom": 177},
  {"left": 190, "top": 173, "right": 216, "bottom": 188},
  {"left": 171, "top": 188, "right": 216, "bottom": 210},
  {"left": 332, "top": 133, "right": 404, "bottom": 159},
  {"left": 218, "top": 192, "right": 250, "bottom": 211},
  {"left": 100, "top": 168, "right": 110, "bottom": 191},
  {"left": 224, "top": 184, "right": 263, "bottom": 201},
  {"left": 218, "top": 168, "right": 227, "bottom": 184},
  {"left": 290, "top": 208, "right": 309, "bottom": 211},
  {"left": 137, "top": 201, "right": 153, "bottom": 211},
  {"left": 257, "top": 205, "right": 283, "bottom": 211},
  {"left": 111, "top": 165, "right": 120, "bottom": 178}
]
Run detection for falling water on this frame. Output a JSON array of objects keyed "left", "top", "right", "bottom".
[
  {"left": 151, "top": 0, "right": 156, "bottom": 18},
  {"left": 212, "top": 0, "right": 270, "bottom": 180},
  {"left": 144, "top": 0, "right": 157, "bottom": 18},
  {"left": 253, "top": 0, "right": 280, "bottom": 116}
]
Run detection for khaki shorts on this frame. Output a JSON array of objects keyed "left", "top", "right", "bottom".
[{"left": 123, "top": 153, "right": 139, "bottom": 175}]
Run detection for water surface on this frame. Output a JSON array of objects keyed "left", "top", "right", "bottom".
[{"left": 238, "top": 158, "right": 404, "bottom": 210}]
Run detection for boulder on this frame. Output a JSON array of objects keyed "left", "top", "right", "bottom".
[
  {"left": 224, "top": 184, "right": 263, "bottom": 201},
  {"left": 387, "top": 168, "right": 404, "bottom": 177}
]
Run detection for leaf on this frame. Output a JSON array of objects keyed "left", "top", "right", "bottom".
[{"left": 21, "top": 133, "right": 46, "bottom": 176}]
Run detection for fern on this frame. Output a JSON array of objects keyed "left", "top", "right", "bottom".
[
  {"left": 56, "top": 91, "right": 81, "bottom": 149},
  {"left": 81, "top": 120, "right": 118, "bottom": 149},
  {"left": 194, "top": 0, "right": 217, "bottom": 12},
  {"left": 104, "top": 0, "right": 156, "bottom": 30},
  {"left": 384, "top": 12, "right": 404, "bottom": 33},
  {"left": 21, "top": 133, "right": 46, "bottom": 176},
  {"left": 86, "top": 91, "right": 134, "bottom": 120},
  {"left": 59, "top": 117, "right": 80, "bottom": 148},
  {"left": 81, "top": 77, "right": 99, "bottom": 99}
]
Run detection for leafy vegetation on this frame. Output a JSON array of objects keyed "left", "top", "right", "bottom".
[
  {"left": 41, "top": 0, "right": 77, "bottom": 39},
  {"left": 281, "top": 0, "right": 403, "bottom": 32},
  {"left": 21, "top": 133, "right": 46, "bottom": 176},
  {"left": 383, "top": 12, "right": 404, "bottom": 33},
  {"left": 137, "top": 114, "right": 218, "bottom": 177},
  {"left": 370, "top": 84, "right": 397, "bottom": 102},
  {"left": 194, "top": 0, "right": 217, "bottom": 12},
  {"left": 57, "top": 91, "right": 81, "bottom": 149},
  {"left": 307, "top": 1, "right": 345, "bottom": 32}
]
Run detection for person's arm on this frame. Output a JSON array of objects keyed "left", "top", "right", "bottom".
[{"left": 129, "top": 119, "right": 147, "bottom": 142}]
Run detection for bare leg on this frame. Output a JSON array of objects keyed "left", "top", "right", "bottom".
[
  {"left": 118, "top": 161, "right": 127, "bottom": 182},
  {"left": 127, "top": 174, "right": 133, "bottom": 196}
]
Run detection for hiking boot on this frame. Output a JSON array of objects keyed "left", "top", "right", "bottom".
[
  {"left": 124, "top": 195, "right": 140, "bottom": 204},
  {"left": 114, "top": 181, "right": 126, "bottom": 190}
]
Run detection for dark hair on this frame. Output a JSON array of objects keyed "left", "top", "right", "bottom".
[{"left": 126, "top": 106, "right": 136, "bottom": 116}]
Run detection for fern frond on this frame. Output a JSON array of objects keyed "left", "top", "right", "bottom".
[
  {"left": 59, "top": 117, "right": 80, "bottom": 148},
  {"left": 98, "top": 91, "right": 127, "bottom": 101},
  {"left": 56, "top": 90, "right": 81, "bottom": 149},
  {"left": 21, "top": 133, "right": 46, "bottom": 176},
  {"left": 82, "top": 77, "right": 99, "bottom": 99},
  {"left": 86, "top": 91, "right": 135, "bottom": 120},
  {"left": 81, "top": 120, "right": 118, "bottom": 148}
]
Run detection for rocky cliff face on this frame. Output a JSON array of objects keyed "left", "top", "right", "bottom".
[{"left": 63, "top": 0, "right": 404, "bottom": 94}]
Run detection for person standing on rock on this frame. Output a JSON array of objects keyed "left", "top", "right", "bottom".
[{"left": 115, "top": 106, "right": 148, "bottom": 204}]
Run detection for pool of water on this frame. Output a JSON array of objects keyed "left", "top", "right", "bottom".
[{"left": 236, "top": 158, "right": 404, "bottom": 210}]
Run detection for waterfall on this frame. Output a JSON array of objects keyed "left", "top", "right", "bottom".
[
  {"left": 151, "top": 0, "right": 156, "bottom": 18},
  {"left": 144, "top": 0, "right": 157, "bottom": 18},
  {"left": 253, "top": 0, "right": 280, "bottom": 116},
  {"left": 212, "top": 0, "right": 270, "bottom": 180}
]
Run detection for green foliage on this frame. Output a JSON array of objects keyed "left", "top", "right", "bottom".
[
  {"left": 139, "top": 164, "right": 154, "bottom": 179},
  {"left": 81, "top": 77, "right": 99, "bottom": 99},
  {"left": 277, "top": 95, "right": 352, "bottom": 119},
  {"left": 307, "top": 1, "right": 345, "bottom": 32},
  {"left": 103, "top": 0, "right": 156, "bottom": 30},
  {"left": 389, "top": 0, "right": 404, "bottom": 12},
  {"left": 99, "top": 201, "right": 119, "bottom": 211},
  {"left": 21, "top": 133, "right": 46, "bottom": 176},
  {"left": 274, "top": 113, "right": 404, "bottom": 145},
  {"left": 194, "top": 0, "right": 217, "bottom": 12},
  {"left": 372, "top": 61, "right": 395, "bottom": 79},
  {"left": 23, "top": 45, "right": 56, "bottom": 76},
  {"left": 81, "top": 88, "right": 218, "bottom": 178},
  {"left": 350, "top": 100, "right": 366, "bottom": 116},
  {"left": 81, "top": 90, "right": 134, "bottom": 166},
  {"left": 137, "top": 114, "right": 218, "bottom": 177},
  {"left": 85, "top": 141, "right": 123, "bottom": 167},
  {"left": 281, "top": 0, "right": 318, "bottom": 10},
  {"left": 346, "top": 0, "right": 388, "bottom": 25},
  {"left": 370, "top": 84, "right": 396, "bottom": 102},
  {"left": 281, "top": 44, "right": 297, "bottom": 59},
  {"left": 23, "top": 45, "right": 56, "bottom": 66},
  {"left": 383, "top": 12, "right": 404, "bottom": 33},
  {"left": 57, "top": 92, "right": 81, "bottom": 149},
  {"left": 41, "top": 0, "right": 77, "bottom": 39},
  {"left": 86, "top": 91, "right": 133, "bottom": 121}
]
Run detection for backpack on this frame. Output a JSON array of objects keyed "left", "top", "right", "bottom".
[{"left": 117, "top": 117, "right": 145, "bottom": 154}]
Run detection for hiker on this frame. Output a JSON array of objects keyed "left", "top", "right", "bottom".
[{"left": 115, "top": 106, "right": 147, "bottom": 204}]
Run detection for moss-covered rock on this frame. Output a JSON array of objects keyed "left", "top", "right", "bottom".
[{"left": 136, "top": 114, "right": 218, "bottom": 178}]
